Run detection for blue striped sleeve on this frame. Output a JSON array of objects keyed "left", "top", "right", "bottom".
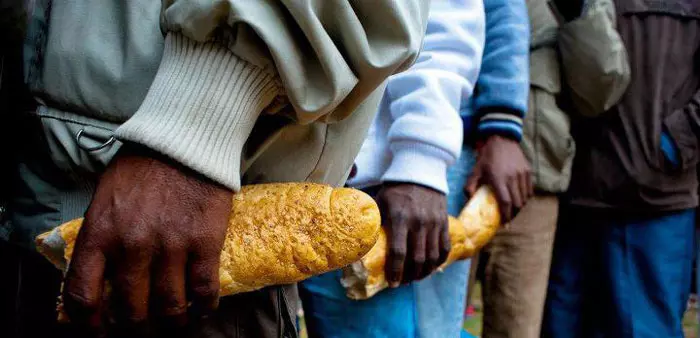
[{"left": 473, "top": 0, "right": 529, "bottom": 141}]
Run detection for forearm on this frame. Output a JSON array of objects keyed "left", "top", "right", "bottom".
[
  {"left": 474, "top": 0, "right": 529, "bottom": 141},
  {"left": 382, "top": 69, "right": 471, "bottom": 194},
  {"left": 160, "top": 0, "right": 430, "bottom": 122},
  {"left": 382, "top": 0, "right": 485, "bottom": 194},
  {"left": 117, "top": 0, "right": 431, "bottom": 191},
  {"left": 115, "top": 34, "right": 279, "bottom": 191}
]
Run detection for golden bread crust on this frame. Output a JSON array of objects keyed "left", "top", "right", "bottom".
[
  {"left": 458, "top": 185, "right": 501, "bottom": 251},
  {"left": 219, "top": 184, "right": 381, "bottom": 294}
]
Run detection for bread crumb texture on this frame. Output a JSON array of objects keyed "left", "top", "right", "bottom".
[{"left": 220, "top": 183, "right": 381, "bottom": 295}]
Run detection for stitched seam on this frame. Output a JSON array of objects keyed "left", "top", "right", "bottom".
[{"left": 34, "top": 114, "right": 117, "bottom": 132}]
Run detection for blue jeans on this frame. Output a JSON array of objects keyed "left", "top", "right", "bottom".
[
  {"left": 543, "top": 206, "right": 696, "bottom": 338},
  {"left": 299, "top": 147, "right": 476, "bottom": 337}
]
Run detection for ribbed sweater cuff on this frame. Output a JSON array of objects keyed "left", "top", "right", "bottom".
[
  {"left": 476, "top": 107, "right": 524, "bottom": 142},
  {"left": 116, "top": 33, "right": 280, "bottom": 191},
  {"left": 382, "top": 142, "right": 452, "bottom": 194}
]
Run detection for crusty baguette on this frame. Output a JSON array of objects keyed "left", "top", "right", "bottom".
[
  {"left": 341, "top": 186, "right": 500, "bottom": 300},
  {"left": 36, "top": 183, "right": 381, "bottom": 319}
]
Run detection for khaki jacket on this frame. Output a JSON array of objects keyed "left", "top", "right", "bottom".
[{"left": 523, "top": 0, "right": 630, "bottom": 193}]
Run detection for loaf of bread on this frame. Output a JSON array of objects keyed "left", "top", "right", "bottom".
[
  {"left": 36, "top": 183, "right": 381, "bottom": 318},
  {"left": 341, "top": 186, "right": 500, "bottom": 300}
]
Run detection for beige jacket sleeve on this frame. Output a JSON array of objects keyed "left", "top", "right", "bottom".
[
  {"left": 550, "top": 0, "right": 631, "bottom": 117},
  {"left": 116, "top": 1, "right": 430, "bottom": 191}
]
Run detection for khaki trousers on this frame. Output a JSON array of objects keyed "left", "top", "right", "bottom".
[{"left": 481, "top": 195, "right": 559, "bottom": 338}]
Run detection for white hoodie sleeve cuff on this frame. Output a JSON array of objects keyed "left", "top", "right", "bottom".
[{"left": 381, "top": 141, "right": 453, "bottom": 194}]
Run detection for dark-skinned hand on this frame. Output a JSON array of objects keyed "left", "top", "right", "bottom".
[
  {"left": 465, "top": 135, "right": 533, "bottom": 222},
  {"left": 62, "top": 145, "right": 232, "bottom": 336},
  {"left": 376, "top": 182, "right": 451, "bottom": 288}
]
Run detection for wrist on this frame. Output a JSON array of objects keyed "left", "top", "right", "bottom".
[
  {"left": 114, "top": 142, "right": 181, "bottom": 171},
  {"left": 476, "top": 108, "right": 524, "bottom": 142},
  {"left": 381, "top": 181, "right": 445, "bottom": 196},
  {"left": 482, "top": 134, "right": 518, "bottom": 145},
  {"left": 112, "top": 142, "right": 228, "bottom": 190},
  {"left": 477, "top": 135, "right": 521, "bottom": 156},
  {"left": 381, "top": 143, "right": 452, "bottom": 194}
]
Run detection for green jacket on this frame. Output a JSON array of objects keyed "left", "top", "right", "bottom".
[
  {"left": 523, "top": 0, "right": 630, "bottom": 193},
  {"left": 19, "top": 1, "right": 429, "bottom": 192}
]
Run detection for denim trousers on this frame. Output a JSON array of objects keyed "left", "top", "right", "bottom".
[{"left": 543, "top": 206, "right": 696, "bottom": 338}]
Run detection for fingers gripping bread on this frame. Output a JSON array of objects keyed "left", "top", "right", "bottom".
[
  {"left": 341, "top": 186, "right": 501, "bottom": 300},
  {"left": 36, "top": 183, "right": 381, "bottom": 319}
]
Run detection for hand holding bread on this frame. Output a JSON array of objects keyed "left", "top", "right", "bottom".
[
  {"left": 36, "top": 183, "right": 381, "bottom": 321},
  {"left": 341, "top": 186, "right": 501, "bottom": 300},
  {"left": 374, "top": 183, "right": 452, "bottom": 287}
]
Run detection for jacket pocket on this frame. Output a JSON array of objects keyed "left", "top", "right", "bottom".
[
  {"left": 523, "top": 48, "right": 576, "bottom": 193},
  {"left": 660, "top": 130, "right": 681, "bottom": 170},
  {"left": 663, "top": 108, "right": 699, "bottom": 170},
  {"left": 524, "top": 87, "right": 576, "bottom": 193},
  {"left": 35, "top": 106, "right": 121, "bottom": 175}
]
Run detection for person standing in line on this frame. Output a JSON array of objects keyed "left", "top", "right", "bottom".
[
  {"left": 543, "top": 0, "right": 700, "bottom": 336},
  {"left": 446, "top": 0, "right": 532, "bottom": 333},
  {"left": 471, "top": 0, "right": 630, "bottom": 336},
  {"left": 298, "top": 1, "right": 497, "bottom": 337},
  {"left": 0, "top": 1, "right": 430, "bottom": 337}
]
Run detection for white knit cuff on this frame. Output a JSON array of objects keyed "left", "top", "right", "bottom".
[
  {"left": 381, "top": 142, "right": 453, "bottom": 194},
  {"left": 116, "top": 33, "right": 280, "bottom": 191}
]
